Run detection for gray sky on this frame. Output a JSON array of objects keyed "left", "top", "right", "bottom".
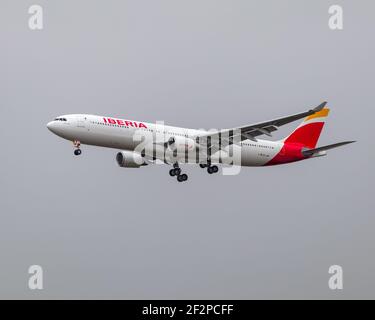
[{"left": 0, "top": 0, "right": 374, "bottom": 299}]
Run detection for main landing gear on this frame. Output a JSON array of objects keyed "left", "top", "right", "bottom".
[
  {"left": 169, "top": 163, "right": 188, "bottom": 182},
  {"left": 73, "top": 140, "right": 82, "bottom": 156},
  {"left": 199, "top": 163, "right": 219, "bottom": 174}
]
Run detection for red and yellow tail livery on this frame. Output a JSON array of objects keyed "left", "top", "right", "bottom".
[
  {"left": 266, "top": 106, "right": 353, "bottom": 166},
  {"left": 284, "top": 107, "right": 330, "bottom": 149}
]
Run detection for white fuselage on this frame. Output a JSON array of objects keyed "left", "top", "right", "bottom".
[{"left": 47, "top": 114, "right": 284, "bottom": 166}]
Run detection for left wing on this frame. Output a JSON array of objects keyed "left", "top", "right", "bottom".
[{"left": 194, "top": 101, "right": 327, "bottom": 155}]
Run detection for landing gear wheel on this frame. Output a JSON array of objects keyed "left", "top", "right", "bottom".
[
  {"left": 173, "top": 167, "right": 181, "bottom": 176},
  {"left": 73, "top": 140, "right": 82, "bottom": 156},
  {"left": 207, "top": 165, "right": 218, "bottom": 174},
  {"left": 177, "top": 174, "right": 188, "bottom": 182},
  {"left": 169, "top": 169, "right": 176, "bottom": 176},
  {"left": 199, "top": 164, "right": 207, "bottom": 169}
]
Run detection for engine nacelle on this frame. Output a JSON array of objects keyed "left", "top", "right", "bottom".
[{"left": 116, "top": 151, "right": 147, "bottom": 168}]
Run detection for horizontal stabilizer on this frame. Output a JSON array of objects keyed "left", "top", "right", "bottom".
[{"left": 302, "top": 141, "right": 356, "bottom": 157}]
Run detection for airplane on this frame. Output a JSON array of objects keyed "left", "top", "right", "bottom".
[{"left": 47, "top": 101, "right": 354, "bottom": 182}]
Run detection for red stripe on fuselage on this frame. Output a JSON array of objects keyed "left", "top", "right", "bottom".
[{"left": 265, "top": 143, "right": 305, "bottom": 166}]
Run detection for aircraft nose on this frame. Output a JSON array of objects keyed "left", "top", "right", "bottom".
[{"left": 47, "top": 121, "right": 55, "bottom": 132}]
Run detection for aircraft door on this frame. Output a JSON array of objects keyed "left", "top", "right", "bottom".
[{"left": 76, "top": 116, "right": 89, "bottom": 131}]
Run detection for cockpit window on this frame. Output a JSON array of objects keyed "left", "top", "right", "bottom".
[{"left": 54, "top": 118, "right": 67, "bottom": 121}]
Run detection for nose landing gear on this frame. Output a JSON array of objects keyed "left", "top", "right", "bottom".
[{"left": 73, "top": 140, "right": 82, "bottom": 156}]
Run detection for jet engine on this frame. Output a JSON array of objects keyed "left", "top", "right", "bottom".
[{"left": 116, "top": 151, "right": 147, "bottom": 168}]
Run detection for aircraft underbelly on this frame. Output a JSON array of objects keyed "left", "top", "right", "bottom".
[{"left": 68, "top": 126, "right": 134, "bottom": 150}]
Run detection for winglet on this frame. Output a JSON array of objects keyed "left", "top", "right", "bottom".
[{"left": 311, "top": 101, "right": 327, "bottom": 113}]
